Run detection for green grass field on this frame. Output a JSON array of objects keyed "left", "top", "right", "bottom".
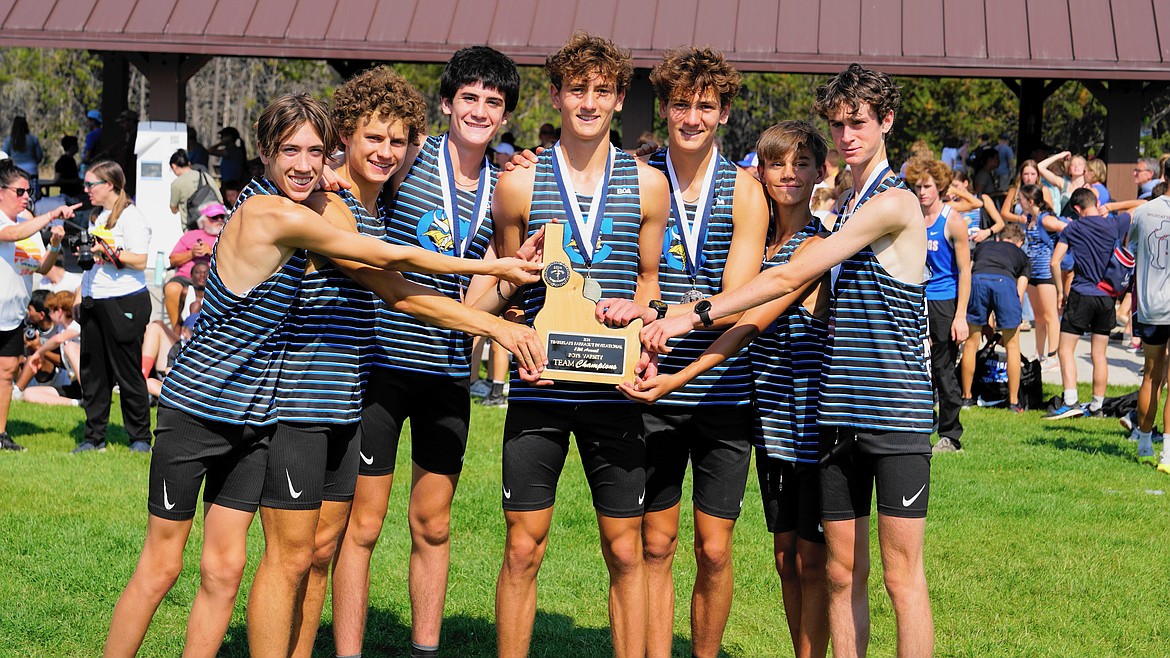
[{"left": 1, "top": 385, "right": 1167, "bottom": 657}]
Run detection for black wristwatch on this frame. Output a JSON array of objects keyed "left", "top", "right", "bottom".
[
  {"left": 648, "top": 299, "right": 668, "bottom": 320},
  {"left": 694, "top": 299, "right": 714, "bottom": 327}
]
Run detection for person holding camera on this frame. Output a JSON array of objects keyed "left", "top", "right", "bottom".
[
  {"left": 0, "top": 159, "right": 74, "bottom": 451},
  {"left": 74, "top": 160, "right": 152, "bottom": 454}
]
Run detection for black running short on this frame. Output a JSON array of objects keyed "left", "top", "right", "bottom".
[
  {"left": 642, "top": 406, "right": 753, "bottom": 519},
  {"left": 501, "top": 401, "right": 645, "bottom": 518},
  {"left": 756, "top": 452, "right": 825, "bottom": 543},
  {"left": 148, "top": 404, "right": 271, "bottom": 521},
  {"left": 358, "top": 367, "right": 470, "bottom": 477},
  {"left": 262, "top": 421, "right": 360, "bottom": 510},
  {"left": 818, "top": 426, "right": 932, "bottom": 521},
  {"left": 1060, "top": 291, "right": 1114, "bottom": 336},
  {"left": 1133, "top": 318, "right": 1170, "bottom": 346}
]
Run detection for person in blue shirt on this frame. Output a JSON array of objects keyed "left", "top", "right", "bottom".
[{"left": 904, "top": 159, "right": 970, "bottom": 452}]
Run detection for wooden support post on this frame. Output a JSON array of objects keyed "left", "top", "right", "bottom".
[{"left": 620, "top": 68, "right": 655, "bottom": 150}]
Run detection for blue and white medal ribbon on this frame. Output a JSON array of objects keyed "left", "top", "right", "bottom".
[
  {"left": 436, "top": 133, "right": 491, "bottom": 259},
  {"left": 666, "top": 146, "right": 719, "bottom": 302},
  {"left": 551, "top": 142, "right": 614, "bottom": 301}
]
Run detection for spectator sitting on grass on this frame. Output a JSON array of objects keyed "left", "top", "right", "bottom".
[
  {"left": 21, "top": 290, "right": 81, "bottom": 406},
  {"left": 145, "top": 261, "right": 207, "bottom": 382},
  {"left": 14, "top": 290, "right": 60, "bottom": 392},
  {"left": 960, "top": 223, "right": 1029, "bottom": 412},
  {"left": 163, "top": 205, "right": 223, "bottom": 337},
  {"left": 143, "top": 315, "right": 193, "bottom": 398}
]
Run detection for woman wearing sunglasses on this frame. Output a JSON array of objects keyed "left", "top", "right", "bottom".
[
  {"left": 0, "top": 159, "right": 75, "bottom": 451},
  {"left": 74, "top": 160, "right": 153, "bottom": 454}
]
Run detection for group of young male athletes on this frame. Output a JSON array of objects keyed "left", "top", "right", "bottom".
[{"left": 102, "top": 33, "right": 935, "bottom": 658}]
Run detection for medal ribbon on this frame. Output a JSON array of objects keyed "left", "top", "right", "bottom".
[
  {"left": 665, "top": 147, "right": 719, "bottom": 280},
  {"left": 437, "top": 134, "right": 491, "bottom": 258},
  {"left": 551, "top": 142, "right": 613, "bottom": 268}
]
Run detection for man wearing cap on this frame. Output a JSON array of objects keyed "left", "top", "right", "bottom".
[
  {"left": 162, "top": 204, "right": 226, "bottom": 337},
  {"left": 738, "top": 151, "right": 758, "bottom": 179},
  {"left": 82, "top": 110, "right": 102, "bottom": 168}
]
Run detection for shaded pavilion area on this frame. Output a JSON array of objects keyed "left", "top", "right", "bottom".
[{"left": 2, "top": 0, "right": 1169, "bottom": 198}]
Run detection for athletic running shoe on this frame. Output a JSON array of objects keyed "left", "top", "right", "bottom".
[
  {"left": 1120, "top": 410, "right": 1136, "bottom": 433},
  {"left": 129, "top": 440, "right": 152, "bottom": 454},
  {"left": 1045, "top": 404, "right": 1084, "bottom": 420},
  {"left": 0, "top": 432, "right": 26, "bottom": 452},
  {"left": 1125, "top": 342, "right": 1143, "bottom": 355},
  {"left": 1080, "top": 404, "right": 1105, "bottom": 418},
  {"left": 932, "top": 437, "right": 962, "bottom": 453},
  {"left": 469, "top": 379, "right": 492, "bottom": 399},
  {"left": 960, "top": 397, "right": 974, "bottom": 410},
  {"left": 1156, "top": 462, "right": 1170, "bottom": 475},
  {"left": 978, "top": 396, "right": 1006, "bottom": 408},
  {"left": 1009, "top": 403, "right": 1025, "bottom": 414},
  {"left": 1039, "top": 356, "right": 1060, "bottom": 372},
  {"left": 71, "top": 441, "right": 107, "bottom": 454},
  {"left": 480, "top": 392, "right": 508, "bottom": 408}
]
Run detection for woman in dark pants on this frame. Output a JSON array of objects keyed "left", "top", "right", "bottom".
[{"left": 75, "top": 160, "right": 152, "bottom": 453}]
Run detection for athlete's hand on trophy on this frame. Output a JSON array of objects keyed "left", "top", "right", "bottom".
[
  {"left": 595, "top": 298, "right": 654, "bottom": 328},
  {"left": 491, "top": 257, "right": 543, "bottom": 286},
  {"left": 516, "top": 225, "right": 545, "bottom": 262}
]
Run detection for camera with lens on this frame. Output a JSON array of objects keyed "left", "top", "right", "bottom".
[
  {"left": 23, "top": 324, "right": 38, "bottom": 341},
  {"left": 63, "top": 225, "right": 95, "bottom": 270}
]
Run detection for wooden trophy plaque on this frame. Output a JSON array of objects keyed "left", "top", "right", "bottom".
[{"left": 532, "top": 222, "right": 642, "bottom": 385}]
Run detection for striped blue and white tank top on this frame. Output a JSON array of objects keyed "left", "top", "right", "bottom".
[
  {"left": 1023, "top": 211, "right": 1056, "bottom": 280},
  {"left": 368, "top": 134, "right": 495, "bottom": 378},
  {"left": 273, "top": 189, "right": 380, "bottom": 423},
  {"left": 508, "top": 147, "right": 643, "bottom": 405},
  {"left": 160, "top": 177, "right": 307, "bottom": 425},
  {"left": 751, "top": 221, "right": 827, "bottom": 463},
  {"left": 925, "top": 205, "right": 958, "bottom": 300},
  {"left": 818, "top": 170, "right": 934, "bottom": 433},
  {"left": 647, "top": 149, "right": 752, "bottom": 406}
]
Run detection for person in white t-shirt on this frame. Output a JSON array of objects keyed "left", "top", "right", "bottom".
[
  {"left": 74, "top": 160, "right": 153, "bottom": 454},
  {"left": 0, "top": 159, "right": 73, "bottom": 451}
]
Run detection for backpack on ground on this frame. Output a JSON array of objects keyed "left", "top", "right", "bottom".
[{"left": 960, "top": 333, "right": 1043, "bottom": 409}]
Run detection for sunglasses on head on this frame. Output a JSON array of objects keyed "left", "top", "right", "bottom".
[{"left": 2, "top": 185, "right": 31, "bottom": 197}]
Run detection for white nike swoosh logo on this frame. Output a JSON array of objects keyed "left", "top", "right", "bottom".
[
  {"left": 902, "top": 483, "right": 927, "bottom": 507},
  {"left": 360, "top": 451, "right": 373, "bottom": 465},
  {"left": 638, "top": 490, "right": 645, "bottom": 505},
  {"left": 502, "top": 485, "right": 511, "bottom": 500},
  {"left": 163, "top": 481, "right": 175, "bottom": 510},
  {"left": 286, "top": 469, "right": 303, "bottom": 499}
]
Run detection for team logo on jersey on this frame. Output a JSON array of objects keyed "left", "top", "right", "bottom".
[
  {"left": 661, "top": 221, "right": 687, "bottom": 271},
  {"left": 563, "top": 216, "right": 614, "bottom": 266},
  {"left": 416, "top": 209, "right": 463, "bottom": 255}
]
